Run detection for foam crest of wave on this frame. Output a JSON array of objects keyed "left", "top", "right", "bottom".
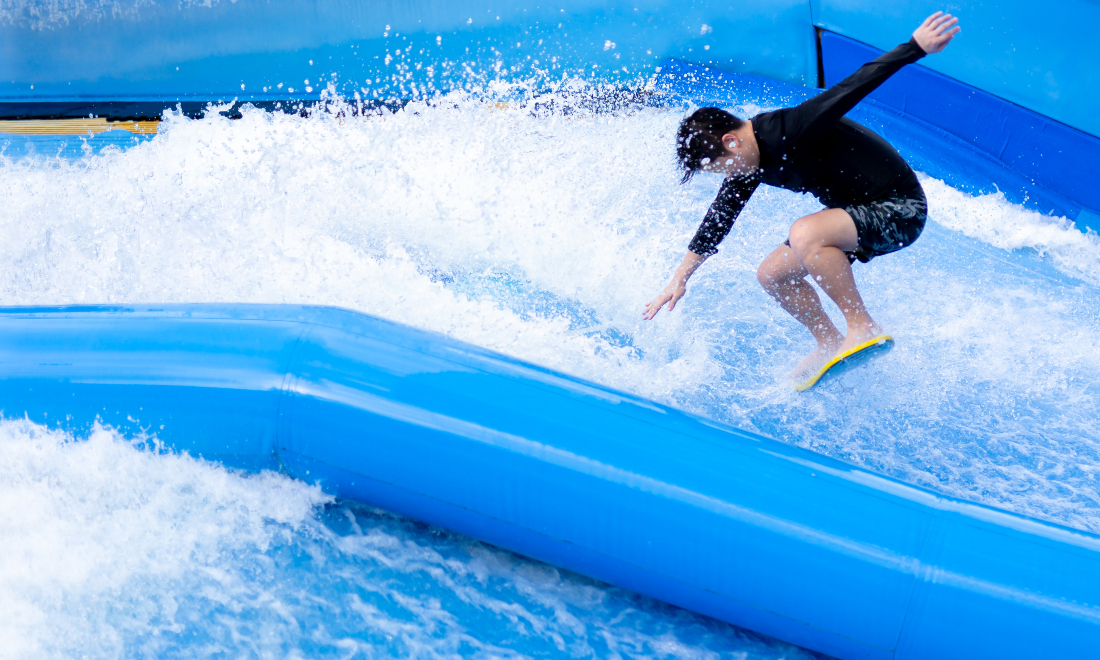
[
  {"left": 0, "top": 419, "right": 330, "bottom": 658},
  {"left": 920, "top": 175, "right": 1100, "bottom": 286},
  {"left": 0, "top": 95, "right": 717, "bottom": 397}
]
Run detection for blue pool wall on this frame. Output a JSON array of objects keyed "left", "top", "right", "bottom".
[
  {"left": 3, "top": 0, "right": 1097, "bottom": 229},
  {"left": 0, "top": 0, "right": 818, "bottom": 107},
  {"left": 5, "top": 0, "right": 1096, "bottom": 136},
  {"left": 3, "top": 304, "right": 1100, "bottom": 660},
  {"left": 811, "top": 0, "right": 1100, "bottom": 140}
]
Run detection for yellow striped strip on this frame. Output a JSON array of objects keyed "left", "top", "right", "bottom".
[{"left": 0, "top": 119, "right": 160, "bottom": 135}]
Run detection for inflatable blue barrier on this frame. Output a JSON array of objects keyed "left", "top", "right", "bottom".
[{"left": 2, "top": 304, "right": 1099, "bottom": 660}]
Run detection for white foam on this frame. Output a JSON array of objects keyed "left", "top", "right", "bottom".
[
  {"left": 920, "top": 175, "right": 1100, "bottom": 286},
  {"left": 0, "top": 418, "right": 811, "bottom": 659},
  {"left": 0, "top": 99, "right": 722, "bottom": 399},
  {"left": 0, "top": 419, "right": 330, "bottom": 658}
]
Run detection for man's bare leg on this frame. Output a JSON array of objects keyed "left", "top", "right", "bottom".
[
  {"left": 757, "top": 244, "right": 844, "bottom": 377},
  {"left": 788, "top": 208, "right": 884, "bottom": 356}
]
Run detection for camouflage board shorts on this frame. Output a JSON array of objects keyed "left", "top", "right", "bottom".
[
  {"left": 843, "top": 187, "right": 927, "bottom": 263},
  {"left": 785, "top": 186, "right": 928, "bottom": 264}
]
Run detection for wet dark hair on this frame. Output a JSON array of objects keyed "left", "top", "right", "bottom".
[{"left": 675, "top": 107, "right": 744, "bottom": 183}]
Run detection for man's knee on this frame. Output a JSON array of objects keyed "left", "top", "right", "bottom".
[
  {"left": 787, "top": 219, "right": 818, "bottom": 259},
  {"left": 757, "top": 254, "right": 798, "bottom": 293},
  {"left": 756, "top": 260, "right": 778, "bottom": 292}
]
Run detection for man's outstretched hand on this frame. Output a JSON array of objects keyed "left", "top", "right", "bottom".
[
  {"left": 643, "top": 251, "right": 706, "bottom": 321},
  {"left": 913, "top": 11, "right": 960, "bottom": 54},
  {"left": 643, "top": 281, "right": 687, "bottom": 320}
]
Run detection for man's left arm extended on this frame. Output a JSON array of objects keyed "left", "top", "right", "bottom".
[
  {"left": 643, "top": 175, "right": 759, "bottom": 320},
  {"left": 781, "top": 11, "right": 959, "bottom": 149}
]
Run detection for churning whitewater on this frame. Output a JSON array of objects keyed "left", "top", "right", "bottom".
[
  {"left": 0, "top": 419, "right": 811, "bottom": 659},
  {"left": 1, "top": 89, "right": 1098, "bottom": 658}
]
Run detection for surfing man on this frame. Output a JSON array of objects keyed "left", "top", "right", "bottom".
[{"left": 643, "top": 12, "right": 959, "bottom": 386}]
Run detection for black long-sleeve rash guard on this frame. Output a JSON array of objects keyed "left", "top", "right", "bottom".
[{"left": 687, "top": 38, "right": 927, "bottom": 257}]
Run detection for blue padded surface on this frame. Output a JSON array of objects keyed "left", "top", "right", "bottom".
[
  {"left": 810, "top": 0, "right": 1100, "bottom": 140},
  {"left": 821, "top": 32, "right": 1100, "bottom": 231},
  {"left": 0, "top": 0, "right": 815, "bottom": 113}
]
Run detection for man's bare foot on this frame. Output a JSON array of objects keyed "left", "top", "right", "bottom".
[
  {"left": 790, "top": 336, "right": 844, "bottom": 380},
  {"left": 834, "top": 321, "right": 885, "bottom": 357}
]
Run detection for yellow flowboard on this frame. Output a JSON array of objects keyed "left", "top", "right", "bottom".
[{"left": 794, "top": 335, "right": 895, "bottom": 392}]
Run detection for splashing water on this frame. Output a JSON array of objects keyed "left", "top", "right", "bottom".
[
  {"left": 0, "top": 87, "right": 1098, "bottom": 656},
  {"left": 0, "top": 420, "right": 813, "bottom": 659}
]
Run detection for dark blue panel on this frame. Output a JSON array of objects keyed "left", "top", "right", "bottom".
[
  {"left": 820, "top": 32, "right": 1100, "bottom": 231},
  {"left": 811, "top": 0, "right": 1100, "bottom": 139}
]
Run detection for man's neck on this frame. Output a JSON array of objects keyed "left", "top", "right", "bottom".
[{"left": 740, "top": 120, "right": 761, "bottom": 170}]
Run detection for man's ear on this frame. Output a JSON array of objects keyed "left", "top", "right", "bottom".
[{"left": 720, "top": 132, "right": 740, "bottom": 151}]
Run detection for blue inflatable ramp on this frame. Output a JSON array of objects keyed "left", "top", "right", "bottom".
[{"left": 2, "top": 305, "right": 1098, "bottom": 660}]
